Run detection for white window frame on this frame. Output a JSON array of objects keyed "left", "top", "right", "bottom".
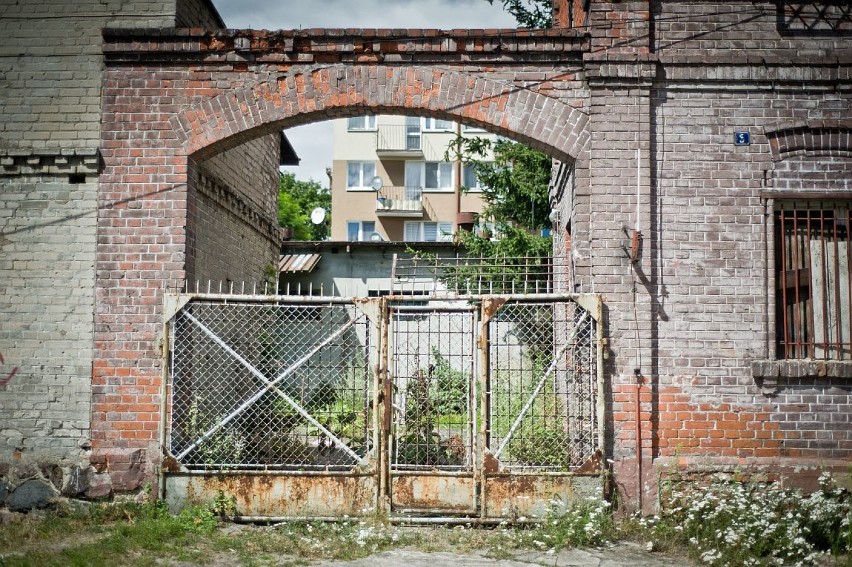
[
  {"left": 462, "top": 163, "right": 485, "bottom": 192},
  {"left": 405, "top": 161, "right": 454, "bottom": 192},
  {"left": 462, "top": 123, "right": 487, "bottom": 133},
  {"left": 404, "top": 220, "right": 453, "bottom": 242},
  {"left": 347, "top": 161, "right": 376, "bottom": 191},
  {"left": 476, "top": 219, "right": 497, "bottom": 238},
  {"left": 405, "top": 116, "right": 422, "bottom": 150},
  {"left": 422, "top": 117, "right": 454, "bottom": 132},
  {"left": 347, "top": 220, "right": 377, "bottom": 242},
  {"left": 347, "top": 115, "right": 376, "bottom": 131}
]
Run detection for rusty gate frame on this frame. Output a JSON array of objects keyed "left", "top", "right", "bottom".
[{"left": 160, "top": 290, "right": 605, "bottom": 522}]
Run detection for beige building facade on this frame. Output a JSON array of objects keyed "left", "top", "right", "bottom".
[{"left": 329, "top": 115, "right": 496, "bottom": 242}]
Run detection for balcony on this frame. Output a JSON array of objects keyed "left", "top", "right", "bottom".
[
  {"left": 376, "top": 125, "right": 423, "bottom": 158},
  {"left": 375, "top": 186, "right": 423, "bottom": 218}
]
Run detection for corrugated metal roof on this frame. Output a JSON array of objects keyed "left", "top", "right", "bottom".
[{"left": 278, "top": 253, "right": 321, "bottom": 273}]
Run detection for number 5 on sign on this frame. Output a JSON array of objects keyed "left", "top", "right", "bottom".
[{"left": 734, "top": 131, "right": 750, "bottom": 146}]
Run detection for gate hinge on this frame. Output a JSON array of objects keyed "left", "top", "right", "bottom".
[{"left": 476, "top": 333, "right": 487, "bottom": 350}]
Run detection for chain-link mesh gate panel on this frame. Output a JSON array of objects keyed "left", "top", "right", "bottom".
[
  {"left": 389, "top": 304, "right": 475, "bottom": 470},
  {"left": 488, "top": 300, "right": 597, "bottom": 471},
  {"left": 168, "top": 300, "right": 373, "bottom": 470}
]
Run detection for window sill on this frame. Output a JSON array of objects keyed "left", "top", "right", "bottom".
[
  {"left": 752, "top": 359, "right": 852, "bottom": 393},
  {"left": 752, "top": 359, "right": 852, "bottom": 379}
]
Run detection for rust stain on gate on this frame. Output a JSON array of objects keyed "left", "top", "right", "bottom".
[
  {"left": 161, "top": 289, "right": 605, "bottom": 521},
  {"left": 392, "top": 474, "right": 477, "bottom": 514},
  {"left": 171, "top": 473, "right": 378, "bottom": 519}
]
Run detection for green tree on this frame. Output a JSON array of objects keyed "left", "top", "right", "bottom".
[
  {"left": 425, "top": 134, "right": 555, "bottom": 295},
  {"left": 277, "top": 172, "right": 331, "bottom": 241},
  {"left": 486, "top": 0, "right": 552, "bottom": 28},
  {"left": 446, "top": 135, "right": 553, "bottom": 255},
  {"left": 462, "top": 138, "right": 552, "bottom": 232},
  {"left": 464, "top": 0, "right": 553, "bottom": 269}
]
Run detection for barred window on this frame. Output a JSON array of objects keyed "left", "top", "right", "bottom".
[{"left": 775, "top": 201, "right": 851, "bottom": 360}]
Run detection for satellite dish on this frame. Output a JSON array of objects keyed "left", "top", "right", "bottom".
[
  {"left": 369, "top": 232, "right": 383, "bottom": 241},
  {"left": 310, "top": 207, "right": 326, "bottom": 225},
  {"left": 370, "top": 176, "right": 383, "bottom": 192}
]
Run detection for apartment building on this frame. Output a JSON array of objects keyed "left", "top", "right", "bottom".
[{"left": 329, "top": 115, "right": 496, "bottom": 242}]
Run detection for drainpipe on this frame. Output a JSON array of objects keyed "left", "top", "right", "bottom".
[
  {"left": 635, "top": 369, "right": 643, "bottom": 513},
  {"left": 454, "top": 121, "right": 462, "bottom": 229}
]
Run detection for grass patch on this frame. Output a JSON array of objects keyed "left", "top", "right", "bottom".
[
  {"left": 0, "top": 495, "right": 616, "bottom": 566},
  {"left": 0, "top": 501, "right": 217, "bottom": 567},
  {"left": 1, "top": 477, "right": 850, "bottom": 566}
]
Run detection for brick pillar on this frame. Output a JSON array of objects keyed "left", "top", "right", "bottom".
[
  {"left": 553, "top": 0, "right": 589, "bottom": 29},
  {"left": 586, "top": 0, "right": 650, "bottom": 56},
  {"left": 583, "top": 59, "right": 656, "bottom": 513},
  {"left": 579, "top": 0, "right": 655, "bottom": 514},
  {"left": 553, "top": 0, "right": 571, "bottom": 28},
  {"left": 573, "top": 0, "right": 589, "bottom": 28},
  {"left": 94, "top": 84, "right": 190, "bottom": 491}
]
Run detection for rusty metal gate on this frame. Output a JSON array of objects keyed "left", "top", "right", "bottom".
[{"left": 161, "top": 291, "right": 603, "bottom": 522}]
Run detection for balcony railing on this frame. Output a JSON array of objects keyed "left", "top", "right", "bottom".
[
  {"left": 375, "top": 186, "right": 423, "bottom": 217},
  {"left": 376, "top": 125, "right": 423, "bottom": 156}
]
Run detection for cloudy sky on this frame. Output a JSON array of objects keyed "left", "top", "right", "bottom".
[{"left": 212, "top": 0, "right": 517, "bottom": 183}]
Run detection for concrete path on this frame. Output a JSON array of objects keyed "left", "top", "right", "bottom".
[{"left": 315, "top": 544, "right": 693, "bottom": 566}]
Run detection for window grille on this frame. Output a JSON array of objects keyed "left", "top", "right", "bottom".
[{"left": 775, "top": 201, "right": 851, "bottom": 360}]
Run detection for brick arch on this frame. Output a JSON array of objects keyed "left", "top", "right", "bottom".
[
  {"left": 171, "top": 65, "right": 589, "bottom": 162},
  {"left": 765, "top": 119, "right": 852, "bottom": 161}
]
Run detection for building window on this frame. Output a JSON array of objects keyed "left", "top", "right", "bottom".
[
  {"left": 775, "top": 200, "right": 851, "bottom": 360},
  {"left": 404, "top": 221, "right": 453, "bottom": 242},
  {"left": 347, "top": 161, "right": 376, "bottom": 190},
  {"left": 405, "top": 161, "right": 453, "bottom": 191},
  {"left": 462, "top": 164, "right": 485, "bottom": 191},
  {"left": 462, "top": 124, "right": 487, "bottom": 133},
  {"left": 422, "top": 117, "right": 454, "bottom": 131},
  {"left": 348, "top": 115, "right": 376, "bottom": 130},
  {"left": 405, "top": 116, "right": 422, "bottom": 150},
  {"left": 347, "top": 221, "right": 376, "bottom": 242}
]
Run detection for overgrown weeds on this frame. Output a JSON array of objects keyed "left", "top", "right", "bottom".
[
  {"left": 1, "top": 475, "right": 850, "bottom": 566},
  {"left": 510, "top": 490, "right": 616, "bottom": 551},
  {"left": 625, "top": 472, "right": 852, "bottom": 566}
]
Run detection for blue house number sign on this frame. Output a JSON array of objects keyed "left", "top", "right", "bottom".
[{"left": 734, "top": 131, "right": 750, "bottom": 146}]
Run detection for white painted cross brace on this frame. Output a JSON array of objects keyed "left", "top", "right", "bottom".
[
  {"left": 492, "top": 310, "right": 590, "bottom": 461},
  {"left": 175, "top": 310, "right": 360, "bottom": 463}
]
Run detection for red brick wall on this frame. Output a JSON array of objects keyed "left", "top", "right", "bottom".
[
  {"left": 94, "top": 4, "right": 852, "bottom": 511},
  {"left": 96, "top": 27, "right": 591, "bottom": 490},
  {"left": 587, "top": 2, "right": 852, "bottom": 511}
]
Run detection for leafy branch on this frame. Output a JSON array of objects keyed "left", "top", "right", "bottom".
[{"left": 485, "top": 0, "right": 553, "bottom": 29}]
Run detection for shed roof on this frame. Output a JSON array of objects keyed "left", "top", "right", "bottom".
[{"left": 278, "top": 253, "right": 320, "bottom": 273}]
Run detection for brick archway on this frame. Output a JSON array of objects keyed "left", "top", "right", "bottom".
[
  {"left": 764, "top": 119, "right": 852, "bottom": 161},
  {"left": 94, "top": 28, "right": 593, "bottom": 493},
  {"left": 172, "top": 65, "right": 589, "bottom": 163}
]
